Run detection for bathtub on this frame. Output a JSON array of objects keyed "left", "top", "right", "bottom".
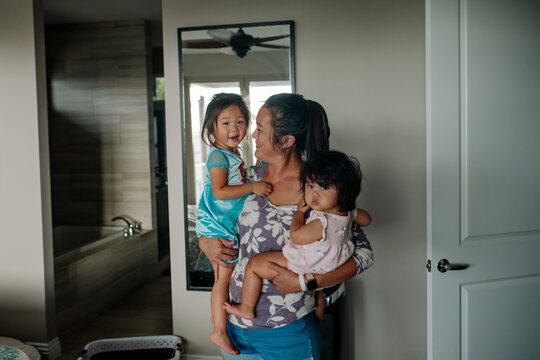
[
  {"left": 53, "top": 226, "right": 125, "bottom": 264},
  {"left": 53, "top": 225, "right": 158, "bottom": 333}
]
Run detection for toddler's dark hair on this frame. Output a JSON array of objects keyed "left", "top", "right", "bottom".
[
  {"left": 201, "top": 93, "right": 250, "bottom": 145},
  {"left": 300, "top": 150, "right": 362, "bottom": 212}
]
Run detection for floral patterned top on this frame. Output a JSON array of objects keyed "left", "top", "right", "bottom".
[{"left": 228, "top": 165, "right": 374, "bottom": 329}]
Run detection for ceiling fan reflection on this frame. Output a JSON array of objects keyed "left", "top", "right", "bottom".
[{"left": 182, "top": 27, "right": 289, "bottom": 58}]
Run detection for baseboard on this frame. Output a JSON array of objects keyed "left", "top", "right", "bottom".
[
  {"left": 26, "top": 336, "right": 61, "bottom": 359},
  {"left": 185, "top": 355, "right": 221, "bottom": 360}
]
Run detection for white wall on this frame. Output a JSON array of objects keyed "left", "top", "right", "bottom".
[
  {"left": 0, "top": 0, "right": 57, "bottom": 346},
  {"left": 163, "top": 0, "right": 426, "bottom": 358}
]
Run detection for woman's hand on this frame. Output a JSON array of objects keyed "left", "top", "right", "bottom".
[
  {"left": 199, "top": 235, "right": 238, "bottom": 264},
  {"left": 266, "top": 261, "right": 301, "bottom": 293},
  {"left": 198, "top": 236, "right": 238, "bottom": 282}
]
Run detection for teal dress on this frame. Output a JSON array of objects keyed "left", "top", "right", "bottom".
[{"left": 196, "top": 147, "right": 247, "bottom": 245}]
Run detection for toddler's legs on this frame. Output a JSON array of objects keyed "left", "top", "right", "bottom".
[
  {"left": 224, "top": 251, "right": 288, "bottom": 319},
  {"left": 210, "top": 265, "right": 238, "bottom": 355}
]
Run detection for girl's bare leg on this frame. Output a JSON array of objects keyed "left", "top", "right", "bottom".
[
  {"left": 210, "top": 265, "right": 238, "bottom": 355},
  {"left": 224, "top": 251, "right": 288, "bottom": 319}
]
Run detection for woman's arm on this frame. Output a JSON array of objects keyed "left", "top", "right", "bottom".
[
  {"left": 210, "top": 167, "right": 272, "bottom": 200},
  {"left": 355, "top": 208, "right": 372, "bottom": 227},
  {"left": 267, "top": 225, "right": 373, "bottom": 293}
]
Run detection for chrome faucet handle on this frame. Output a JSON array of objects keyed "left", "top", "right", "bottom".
[
  {"left": 133, "top": 221, "right": 142, "bottom": 232},
  {"left": 112, "top": 216, "right": 134, "bottom": 237}
]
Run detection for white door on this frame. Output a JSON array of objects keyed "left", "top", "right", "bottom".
[{"left": 427, "top": 0, "right": 540, "bottom": 359}]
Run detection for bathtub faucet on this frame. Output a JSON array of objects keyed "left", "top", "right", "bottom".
[{"left": 112, "top": 216, "right": 136, "bottom": 237}]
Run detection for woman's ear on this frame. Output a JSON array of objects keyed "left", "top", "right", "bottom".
[{"left": 281, "top": 135, "right": 296, "bottom": 149}]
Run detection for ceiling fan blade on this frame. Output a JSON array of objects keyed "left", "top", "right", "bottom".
[
  {"left": 255, "top": 43, "right": 290, "bottom": 49},
  {"left": 219, "top": 47, "right": 237, "bottom": 56},
  {"left": 254, "top": 34, "right": 290, "bottom": 44},
  {"left": 182, "top": 39, "right": 227, "bottom": 49},
  {"left": 207, "top": 29, "right": 235, "bottom": 45}
]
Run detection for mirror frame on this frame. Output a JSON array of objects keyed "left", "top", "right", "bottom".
[{"left": 178, "top": 20, "right": 296, "bottom": 291}]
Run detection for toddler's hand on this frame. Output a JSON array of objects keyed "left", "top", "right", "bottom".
[
  {"left": 252, "top": 181, "right": 272, "bottom": 197},
  {"left": 296, "top": 198, "right": 309, "bottom": 213}
]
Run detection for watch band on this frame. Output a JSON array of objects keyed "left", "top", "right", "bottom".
[{"left": 299, "top": 273, "right": 307, "bottom": 291}]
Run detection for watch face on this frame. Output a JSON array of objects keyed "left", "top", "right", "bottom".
[{"left": 307, "top": 279, "right": 317, "bottom": 291}]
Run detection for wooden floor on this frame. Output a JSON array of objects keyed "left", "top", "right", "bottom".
[{"left": 57, "top": 274, "right": 173, "bottom": 359}]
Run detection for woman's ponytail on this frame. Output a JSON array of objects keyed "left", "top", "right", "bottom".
[
  {"left": 264, "top": 93, "right": 331, "bottom": 161},
  {"left": 304, "top": 100, "right": 330, "bottom": 160}
]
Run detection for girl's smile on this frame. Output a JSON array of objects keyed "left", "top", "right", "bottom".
[{"left": 213, "top": 104, "right": 247, "bottom": 152}]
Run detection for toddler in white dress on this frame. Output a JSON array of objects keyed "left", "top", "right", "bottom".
[{"left": 224, "top": 150, "right": 371, "bottom": 320}]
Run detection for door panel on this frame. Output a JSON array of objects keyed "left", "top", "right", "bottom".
[
  {"left": 464, "top": 0, "right": 540, "bottom": 238},
  {"left": 461, "top": 275, "right": 540, "bottom": 360},
  {"left": 427, "top": 0, "right": 540, "bottom": 359}
]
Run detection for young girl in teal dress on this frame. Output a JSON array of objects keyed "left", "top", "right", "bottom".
[{"left": 196, "top": 93, "right": 272, "bottom": 355}]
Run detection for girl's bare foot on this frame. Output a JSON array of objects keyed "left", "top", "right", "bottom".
[
  {"left": 210, "top": 330, "right": 238, "bottom": 355},
  {"left": 223, "top": 302, "right": 255, "bottom": 320}
]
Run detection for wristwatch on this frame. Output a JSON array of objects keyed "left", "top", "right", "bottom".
[{"left": 305, "top": 273, "right": 318, "bottom": 291}]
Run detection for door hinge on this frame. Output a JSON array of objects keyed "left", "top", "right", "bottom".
[{"left": 426, "top": 259, "right": 432, "bottom": 272}]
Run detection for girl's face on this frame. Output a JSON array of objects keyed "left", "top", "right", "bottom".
[
  {"left": 212, "top": 104, "right": 247, "bottom": 152},
  {"left": 252, "top": 106, "right": 277, "bottom": 162},
  {"left": 304, "top": 180, "right": 339, "bottom": 212}
]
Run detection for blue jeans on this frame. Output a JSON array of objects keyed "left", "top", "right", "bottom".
[{"left": 220, "top": 312, "right": 321, "bottom": 360}]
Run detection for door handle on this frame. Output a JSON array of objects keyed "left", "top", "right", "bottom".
[{"left": 437, "top": 258, "right": 469, "bottom": 273}]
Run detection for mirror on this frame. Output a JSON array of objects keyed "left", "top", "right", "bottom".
[{"left": 178, "top": 21, "right": 295, "bottom": 290}]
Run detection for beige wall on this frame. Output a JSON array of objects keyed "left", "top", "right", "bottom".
[
  {"left": 46, "top": 20, "right": 156, "bottom": 229},
  {"left": 183, "top": 50, "right": 289, "bottom": 79},
  {"left": 0, "top": 0, "right": 57, "bottom": 346},
  {"left": 163, "top": 0, "right": 426, "bottom": 358}
]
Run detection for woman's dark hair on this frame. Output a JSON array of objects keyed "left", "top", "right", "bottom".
[
  {"left": 300, "top": 150, "right": 362, "bottom": 212},
  {"left": 264, "top": 93, "right": 330, "bottom": 160},
  {"left": 201, "top": 93, "right": 250, "bottom": 145}
]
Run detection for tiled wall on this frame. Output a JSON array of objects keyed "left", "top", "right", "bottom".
[{"left": 46, "top": 20, "right": 156, "bottom": 229}]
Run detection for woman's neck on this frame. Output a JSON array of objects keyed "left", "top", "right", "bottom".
[
  {"left": 264, "top": 153, "right": 302, "bottom": 183},
  {"left": 260, "top": 152, "right": 303, "bottom": 205}
]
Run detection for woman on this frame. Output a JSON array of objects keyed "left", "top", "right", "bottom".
[{"left": 199, "top": 93, "right": 373, "bottom": 360}]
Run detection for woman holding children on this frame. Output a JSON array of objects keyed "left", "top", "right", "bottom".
[{"left": 198, "top": 93, "right": 373, "bottom": 360}]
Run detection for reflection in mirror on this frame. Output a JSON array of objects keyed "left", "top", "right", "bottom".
[{"left": 179, "top": 21, "right": 295, "bottom": 290}]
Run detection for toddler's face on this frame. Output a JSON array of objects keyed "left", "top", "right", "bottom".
[
  {"left": 213, "top": 104, "right": 247, "bottom": 151},
  {"left": 304, "top": 180, "right": 339, "bottom": 213}
]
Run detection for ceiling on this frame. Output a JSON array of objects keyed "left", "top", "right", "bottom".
[
  {"left": 43, "top": 0, "right": 162, "bottom": 25},
  {"left": 42, "top": 0, "right": 163, "bottom": 44},
  {"left": 41, "top": 1, "right": 290, "bottom": 53}
]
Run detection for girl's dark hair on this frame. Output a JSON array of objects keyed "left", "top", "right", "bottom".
[
  {"left": 201, "top": 93, "right": 250, "bottom": 145},
  {"left": 264, "top": 93, "right": 330, "bottom": 160},
  {"left": 300, "top": 150, "right": 362, "bottom": 212}
]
